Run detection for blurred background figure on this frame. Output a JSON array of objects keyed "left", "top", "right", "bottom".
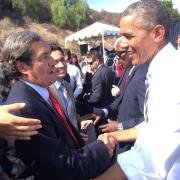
[
  {"left": 111, "top": 37, "right": 131, "bottom": 97},
  {"left": 71, "top": 53, "right": 82, "bottom": 73},
  {"left": 112, "top": 38, "right": 125, "bottom": 84},
  {"left": 77, "top": 51, "right": 94, "bottom": 116},
  {"left": 63, "top": 49, "right": 83, "bottom": 99}
]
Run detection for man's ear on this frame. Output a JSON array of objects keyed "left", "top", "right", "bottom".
[
  {"left": 15, "top": 61, "right": 29, "bottom": 75},
  {"left": 152, "top": 25, "right": 165, "bottom": 43}
]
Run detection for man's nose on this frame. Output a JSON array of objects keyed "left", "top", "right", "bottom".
[{"left": 56, "top": 62, "right": 64, "bottom": 68}]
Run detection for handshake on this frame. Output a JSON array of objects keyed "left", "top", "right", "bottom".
[
  {"left": 81, "top": 109, "right": 117, "bottom": 158},
  {"left": 81, "top": 120, "right": 117, "bottom": 158}
]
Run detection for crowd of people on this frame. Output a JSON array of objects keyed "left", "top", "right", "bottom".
[{"left": 0, "top": 0, "right": 180, "bottom": 179}]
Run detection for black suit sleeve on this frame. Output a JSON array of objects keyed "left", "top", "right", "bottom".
[
  {"left": 16, "top": 134, "right": 111, "bottom": 180},
  {"left": 106, "top": 92, "right": 123, "bottom": 118},
  {"left": 13, "top": 104, "right": 111, "bottom": 180},
  {"left": 121, "top": 116, "right": 144, "bottom": 130},
  {"left": 88, "top": 72, "right": 104, "bottom": 104}
]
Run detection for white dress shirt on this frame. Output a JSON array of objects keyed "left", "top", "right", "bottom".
[
  {"left": 67, "top": 64, "right": 83, "bottom": 98},
  {"left": 117, "top": 43, "right": 180, "bottom": 179}
]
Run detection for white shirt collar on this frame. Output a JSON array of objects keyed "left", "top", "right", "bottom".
[
  {"left": 147, "top": 43, "right": 176, "bottom": 80},
  {"left": 54, "top": 80, "right": 64, "bottom": 90}
]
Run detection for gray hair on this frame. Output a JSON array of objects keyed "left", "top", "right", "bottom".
[
  {"left": 121, "top": 0, "right": 171, "bottom": 39},
  {"left": 2, "top": 31, "right": 42, "bottom": 79}
]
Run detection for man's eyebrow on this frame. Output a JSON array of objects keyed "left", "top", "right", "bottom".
[{"left": 120, "top": 32, "right": 132, "bottom": 36}]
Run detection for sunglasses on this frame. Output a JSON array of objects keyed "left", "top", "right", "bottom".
[{"left": 116, "top": 50, "right": 127, "bottom": 57}]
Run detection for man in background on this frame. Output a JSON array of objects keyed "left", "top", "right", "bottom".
[
  {"left": 49, "top": 44, "right": 81, "bottom": 131},
  {"left": 64, "top": 48, "right": 83, "bottom": 98},
  {"left": 84, "top": 51, "right": 115, "bottom": 109}
]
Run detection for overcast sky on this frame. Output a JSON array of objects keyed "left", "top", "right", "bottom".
[{"left": 86, "top": 0, "right": 180, "bottom": 13}]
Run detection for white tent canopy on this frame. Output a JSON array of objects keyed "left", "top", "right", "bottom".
[
  {"left": 65, "top": 22, "right": 120, "bottom": 63},
  {"left": 65, "top": 22, "right": 120, "bottom": 42}
]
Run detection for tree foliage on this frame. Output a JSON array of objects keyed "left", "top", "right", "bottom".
[
  {"left": 11, "top": 0, "right": 89, "bottom": 30},
  {"left": 50, "top": 0, "right": 89, "bottom": 30},
  {"left": 12, "top": 0, "right": 46, "bottom": 20},
  {"left": 161, "top": 0, "right": 180, "bottom": 22}
]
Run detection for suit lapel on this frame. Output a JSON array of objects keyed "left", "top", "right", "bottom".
[
  {"left": 124, "top": 66, "right": 137, "bottom": 89},
  {"left": 49, "top": 84, "right": 66, "bottom": 112},
  {"left": 119, "top": 66, "right": 137, "bottom": 99}
]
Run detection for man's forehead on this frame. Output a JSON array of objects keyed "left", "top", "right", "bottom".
[
  {"left": 120, "top": 15, "right": 142, "bottom": 33},
  {"left": 114, "top": 38, "right": 122, "bottom": 51},
  {"left": 87, "top": 57, "right": 93, "bottom": 62},
  {"left": 51, "top": 50, "right": 63, "bottom": 57},
  {"left": 32, "top": 40, "right": 50, "bottom": 52}
]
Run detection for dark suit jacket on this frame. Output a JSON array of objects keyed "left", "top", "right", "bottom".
[
  {"left": 107, "top": 64, "right": 148, "bottom": 129},
  {"left": 2, "top": 81, "right": 111, "bottom": 180},
  {"left": 88, "top": 64, "right": 115, "bottom": 108}
]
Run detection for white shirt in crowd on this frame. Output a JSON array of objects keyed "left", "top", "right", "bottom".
[
  {"left": 67, "top": 63, "right": 83, "bottom": 98},
  {"left": 117, "top": 43, "right": 180, "bottom": 179}
]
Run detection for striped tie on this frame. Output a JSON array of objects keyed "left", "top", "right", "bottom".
[{"left": 144, "top": 78, "right": 150, "bottom": 122}]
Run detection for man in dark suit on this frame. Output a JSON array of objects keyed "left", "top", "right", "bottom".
[
  {"left": 93, "top": 39, "right": 147, "bottom": 152},
  {"left": 84, "top": 51, "right": 115, "bottom": 109},
  {"left": 83, "top": 51, "right": 115, "bottom": 135},
  {"left": 1, "top": 31, "right": 116, "bottom": 180},
  {"left": 98, "top": 64, "right": 147, "bottom": 132}
]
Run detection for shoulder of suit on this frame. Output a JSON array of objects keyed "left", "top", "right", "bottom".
[{"left": 136, "top": 64, "right": 148, "bottom": 74}]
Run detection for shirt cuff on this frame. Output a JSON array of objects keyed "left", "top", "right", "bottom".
[
  {"left": 135, "top": 121, "right": 146, "bottom": 131},
  {"left": 117, "top": 122, "right": 123, "bottom": 130},
  {"left": 102, "top": 108, "right": 108, "bottom": 118}
]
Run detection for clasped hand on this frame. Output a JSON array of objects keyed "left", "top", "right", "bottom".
[{"left": 98, "top": 133, "right": 117, "bottom": 157}]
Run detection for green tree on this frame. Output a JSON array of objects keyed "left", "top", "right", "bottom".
[
  {"left": 6, "top": 0, "right": 89, "bottom": 30},
  {"left": 12, "top": 0, "right": 50, "bottom": 21},
  {"left": 161, "top": 0, "right": 180, "bottom": 22},
  {"left": 50, "top": 0, "right": 89, "bottom": 30}
]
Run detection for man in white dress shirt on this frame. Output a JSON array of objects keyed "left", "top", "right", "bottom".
[
  {"left": 63, "top": 48, "right": 83, "bottom": 98},
  {"left": 94, "top": 0, "right": 180, "bottom": 179}
]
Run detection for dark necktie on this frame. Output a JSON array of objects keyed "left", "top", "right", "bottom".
[
  {"left": 120, "top": 66, "right": 135, "bottom": 89},
  {"left": 125, "top": 75, "right": 129, "bottom": 85},
  {"left": 48, "top": 90, "right": 80, "bottom": 147},
  {"left": 59, "top": 84, "right": 78, "bottom": 129}
]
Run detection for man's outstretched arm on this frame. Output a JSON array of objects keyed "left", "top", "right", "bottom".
[{"left": 0, "top": 103, "right": 42, "bottom": 140}]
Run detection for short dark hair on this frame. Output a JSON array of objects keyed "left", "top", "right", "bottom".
[
  {"left": 71, "top": 53, "right": 78, "bottom": 59},
  {"left": 63, "top": 49, "right": 71, "bottom": 60},
  {"left": 121, "top": 0, "right": 171, "bottom": 39},
  {"left": 49, "top": 42, "right": 64, "bottom": 55},
  {"left": 2, "top": 31, "right": 42, "bottom": 79},
  {"left": 89, "top": 51, "right": 102, "bottom": 62}
]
